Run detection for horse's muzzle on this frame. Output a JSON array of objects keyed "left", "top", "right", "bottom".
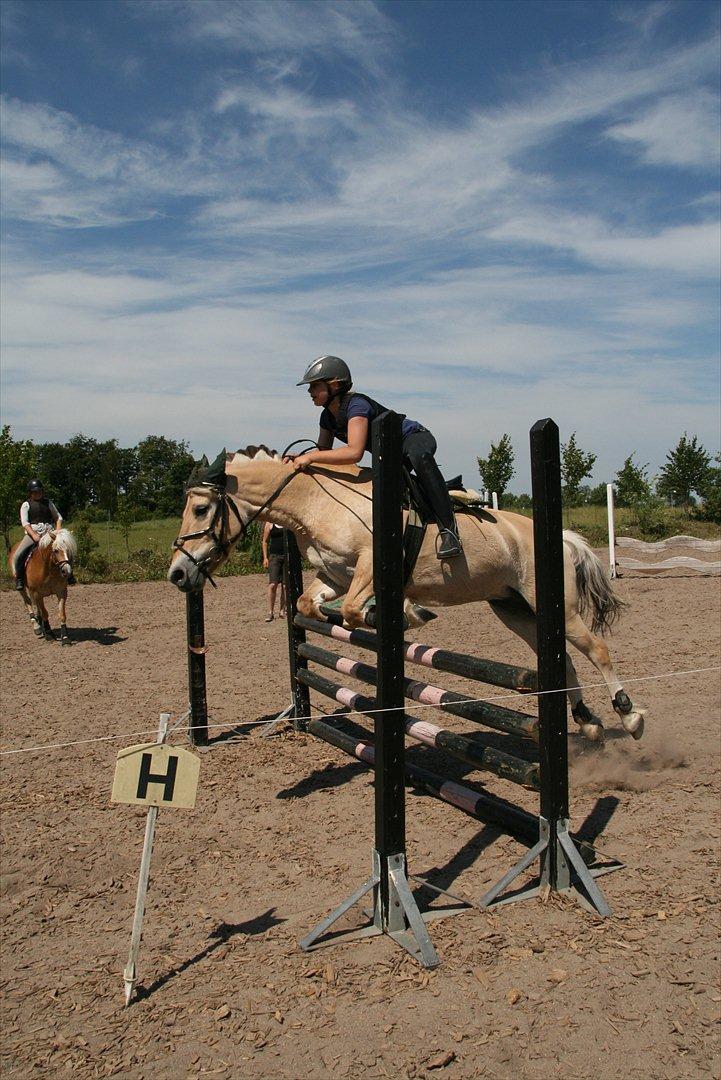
[{"left": 168, "top": 555, "right": 204, "bottom": 592}]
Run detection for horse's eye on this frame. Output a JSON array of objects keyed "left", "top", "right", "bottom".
[{"left": 194, "top": 505, "right": 209, "bottom": 517}]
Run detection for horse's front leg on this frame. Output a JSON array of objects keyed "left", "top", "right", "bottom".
[
  {"left": 296, "top": 573, "right": 345, "bottom": 622},
  {"left": 57, "top": 589, "right": 71, "bottom": 646},
  {"left": 341, "top": 549, "right": 374, "bottom": 629}
]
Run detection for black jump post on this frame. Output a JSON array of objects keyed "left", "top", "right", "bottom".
[
  {"left": 478, "top": 419, "right": 615, "bottom": 915},
  {"left": 298, "top": 410, "right": 466, "bottom": 968},
  {"left": 185, "top": 591, "right": 209, "bottom": 746}
]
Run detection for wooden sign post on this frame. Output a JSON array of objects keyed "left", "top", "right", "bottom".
[{"left": 112, "top": 714, "right": 200, "bottom": 1005}]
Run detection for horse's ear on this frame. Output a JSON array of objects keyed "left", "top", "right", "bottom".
[
  {"left": 185, "top": 454, "right": 211, "bottom": 490},
  {"left": 204, "top": 449, "right": 228, "bottom": 489}
]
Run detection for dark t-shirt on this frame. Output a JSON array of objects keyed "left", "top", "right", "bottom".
[
  {"left": 319, "top": 392, "right": 422, "bottom": 452},
  {"left": 267, "top": 524, "right": 285, "bottom": 556}
]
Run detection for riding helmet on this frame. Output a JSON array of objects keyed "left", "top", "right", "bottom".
[
  {"left": 27, "top": 479, "right": 44, "bottom": 493},
  {"left": 297, "top": 355, "right": 352, "bottom": 388}
]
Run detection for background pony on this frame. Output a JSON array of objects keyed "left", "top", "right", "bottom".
[{"left": 9, "top": 529, "right": 77, "bottom": 644}]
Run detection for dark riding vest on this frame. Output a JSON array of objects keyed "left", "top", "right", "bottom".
[{"left": 27, "top": 498, "right": 55, "bottom": 526}]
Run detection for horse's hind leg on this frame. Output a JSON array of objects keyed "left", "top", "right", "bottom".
[
  {"left": 37, "top": 597, "right": 54, "bottom": 641},
  {"left": 488, "top": 597, "right": 606, "bottom": 742},
  {"left": 563, "top": 613, "right": 645, "bottom": 740}
]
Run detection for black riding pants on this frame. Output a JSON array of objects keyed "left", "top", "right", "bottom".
[{"left": 402, "top": 429, "right": 455, "bottom": 532}]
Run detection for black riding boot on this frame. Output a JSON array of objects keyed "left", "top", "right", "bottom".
[
  {"left": 15, "top": 574, "right": 25, "bottom": 591},
  {"left": 412, "top": 452, "right": 463, "bottom": 559}
]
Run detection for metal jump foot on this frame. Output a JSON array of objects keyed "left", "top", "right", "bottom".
[
  {"left": 260, "top": 704, "right": 294, "bottom": 738},
  {"left": 478, "top": 817, "right": 621, "bottom": 917},
  {"left": 300, "top": 850, "right": 469, "bottom": 969}
]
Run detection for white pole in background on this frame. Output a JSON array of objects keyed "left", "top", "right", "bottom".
[
  {"left": 607, "top": 484, "right": 616, "bottom": 579},
  {"left": 491, "top": 491, "right": 499, "bottom": 510}
]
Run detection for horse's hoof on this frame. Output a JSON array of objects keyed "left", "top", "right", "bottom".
[
  {"left": 579, "top": 721, "right": 605, "bottom": 744},
  {"left": 408, "top": 603, "right": 437, "bottom": 625},
  {"left": 33, "top": 626, "right": 44, "bottom": 637},
  {"left": 621, "top": 709, "right": 645, "bottom": 740}
]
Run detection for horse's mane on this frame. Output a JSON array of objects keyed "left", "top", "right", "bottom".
[
  {"left": 232, "top": 445, "right": 279, "bottom": 461},
  {"left": 41, "top": 528, "right": 77, "bottom": 559}
]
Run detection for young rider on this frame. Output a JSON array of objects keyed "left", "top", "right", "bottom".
[
  {"left": 13, "top": 480, "right": 73, "bottom": 590},
  {"left": 291, "top": 355, "right": 462, "bottom": 559}
]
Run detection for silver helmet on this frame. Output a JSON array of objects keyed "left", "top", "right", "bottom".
[{"left": 296, "top": 355, "right": 352, "bottom": 387}]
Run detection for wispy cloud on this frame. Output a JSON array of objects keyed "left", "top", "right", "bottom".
[
  {"left": 1, "top": 1, "right": 718, "bottom": 484},
  {"left": 138, "top": 0, "right": 397, "bottom": 77},
  {"left": 607, "top": 91, "right": 720, "bottom": 168}
]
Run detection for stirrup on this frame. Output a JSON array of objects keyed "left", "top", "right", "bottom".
[{"left": 436, "top": 529, "right": 462, "bottom": 559}]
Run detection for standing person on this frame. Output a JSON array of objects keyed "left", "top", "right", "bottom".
[
  {"left": 13, "top": 480, "right": 75, "bottom": 589},
  {"left": 291, "top": 355, "right": 462, "bottom": 558},
  {"left": 262, "top": 521, "right": 286, "bottom": 622}
]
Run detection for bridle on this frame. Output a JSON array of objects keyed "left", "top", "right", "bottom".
[{"left": 172, "top": 470, "right": 300, "bottom": 587}]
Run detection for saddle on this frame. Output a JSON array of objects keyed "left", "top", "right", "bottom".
[
  {"left": 319, "top": 477, "right": 493, "bottom": 629},
  {"left": 401, "top": 469, "right": 491, "bottom": 584},
  {"left": 18, "top": 542, "right": 39, "bottom": 574}
]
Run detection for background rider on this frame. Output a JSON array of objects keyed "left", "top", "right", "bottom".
[{"left": 13, "top": 480, "right": 73, "bottom": 590}]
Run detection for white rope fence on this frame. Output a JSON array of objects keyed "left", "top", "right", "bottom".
[{"left": 1, "top": 663, "right": 718, "bottom": 758}]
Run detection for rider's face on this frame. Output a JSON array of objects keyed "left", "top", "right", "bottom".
[
  {"left": 308, "top": 380, "right": 329, "bottom": 407},
  {"left": 30, "top": 489, "right": 44, "bottom": 501}
]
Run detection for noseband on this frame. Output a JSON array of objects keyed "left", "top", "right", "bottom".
[{"left": 173, "top": 471, "right": 299, "bottom": 587}]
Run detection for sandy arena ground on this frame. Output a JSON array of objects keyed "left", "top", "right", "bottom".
[{"left": 1, "top": 561, "right": 720, "bottom": 1079}]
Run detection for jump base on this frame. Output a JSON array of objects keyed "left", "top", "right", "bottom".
[
  {"left": 479, "top": 816, "right": 623, "bottom": 916},
  {"left": 299, "top": 849, "right": 470, "bottom": 969}
]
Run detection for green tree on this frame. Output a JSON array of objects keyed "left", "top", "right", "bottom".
[
  {"left": 0, "top": 426, "right": 37, "bottom": 551},
  {"left": 614, "top": 454, "right": 653, "bottom": 508},
  {"left": 694, "top": 454, "right": 721, "bottom": 524},
  {"left": 477, "top": 434, "right": 515, "bottom": 504},
  {"left": 561, "top": 433, "right": 596, "bottom": 507},
  {"left": 129, "top": 435, "right": 196, "bottom": 518},
  {"left": 586, "top": 482, "right": 608, "bottom": 505},
  {"left": 656, "top": 433, "right": 712, "bottom": 509},
  {"left": 115, "top": 496, "right": 137, "bottom": 555}
]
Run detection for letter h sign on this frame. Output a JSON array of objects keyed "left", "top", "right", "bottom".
[{"left": 112, "top": 744, "right": 200, "bottom": 809}]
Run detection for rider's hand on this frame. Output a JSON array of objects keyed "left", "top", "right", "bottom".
[
  {"left": 263, "top": 556, "right": 269, "bottom": 568},
  {"left": 292, "top": 453, "right": 315, "bottom": 471}
]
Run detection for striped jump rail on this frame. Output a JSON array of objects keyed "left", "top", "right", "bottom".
[
  {"left": 298, "top": 665, "right": 539, "bottom": 789},
  {"left": 307, "top": 715, "right": 538, "bottom": 841},
  {"left": 294, "top": 614, "right": 538, "bottom": 693},
  {"left": 297, "top": 639, "right": 539, "bottom": 745}
]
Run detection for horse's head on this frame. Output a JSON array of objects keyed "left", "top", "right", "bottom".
[
  {"left": 168, "top": 445, "right": 283, "bottom": 592},
  {"left": 41, "top": 529, "right": 77, "bottom": 580}
]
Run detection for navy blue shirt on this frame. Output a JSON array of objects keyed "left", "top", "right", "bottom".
[{"left": 320, "top": 392, "right": 422, "bottom": 452}]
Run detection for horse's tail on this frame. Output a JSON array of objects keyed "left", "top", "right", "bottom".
[{"left": 562, "top": 529, "right": 625, "bottom": 635}]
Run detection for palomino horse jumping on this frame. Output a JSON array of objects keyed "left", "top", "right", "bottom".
[
  {"left": 9, "top": 529, "right": 77, "bottom": 644},
  {"left": 168, "top": 447, "right": 645, "bottom": 742}
]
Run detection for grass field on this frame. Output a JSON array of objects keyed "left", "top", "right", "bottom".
[
  {"left": 8, "top": 517, "right": 180, "bottom": 559},
  {"left": 4, "top": 504, "right": 718, "bottom": 587}
]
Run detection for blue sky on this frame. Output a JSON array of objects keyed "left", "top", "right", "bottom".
[{"left": 1, "top": 0, "right": 719, "bottom": 489}]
